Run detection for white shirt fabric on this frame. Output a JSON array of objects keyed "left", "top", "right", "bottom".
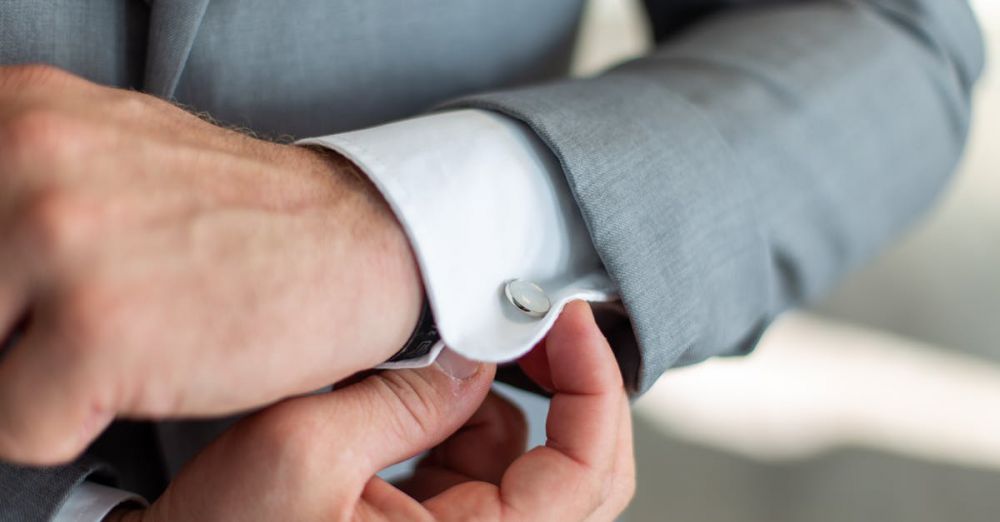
[
  {"left": 301, "top": 109, "right": 617, "bottom": 365},
  {"left": 52, "top": 482, "right": 146, "bottom": 522},
  {"left": 56, "top": 108, "right": 616, "bottom": 520}
]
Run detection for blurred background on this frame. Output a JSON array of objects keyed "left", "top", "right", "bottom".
[{"left": 574, "top": 1, "right": 1000, "bottom": 520}]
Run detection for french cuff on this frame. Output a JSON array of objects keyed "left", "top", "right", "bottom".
[
  {"left": 299, "top": 110, "right": 617, "bottom": 364},
  {"left": 52, "top": 482, "right": 147, "bottom": 522}
]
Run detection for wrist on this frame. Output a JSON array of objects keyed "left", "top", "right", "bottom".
[{"left": 295, "top": 145, "right": 424, "bottom": 362}]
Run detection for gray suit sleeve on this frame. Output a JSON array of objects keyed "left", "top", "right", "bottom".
[
  {"left": 0, "top": 460, "right": 106, "bottom": 521},
  {"left": 445, "top": 0, "right": 985, "bottom": 393}
]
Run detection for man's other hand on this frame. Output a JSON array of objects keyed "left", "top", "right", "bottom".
[
  {"left": 0, "top": 65, "right": 422, "bottom": 464},
  {"left": 107, "top": 301, "right": 635, "bottom": 522}
]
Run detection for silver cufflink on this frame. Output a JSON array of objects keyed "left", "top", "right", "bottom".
[{"left": 504, "top": 279, "right": 551, "bottom": 318}]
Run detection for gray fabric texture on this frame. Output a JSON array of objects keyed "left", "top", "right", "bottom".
[
  {"left": 0, "top": 0, "right": 984, "bottom": 518},
  {"left": 447, "top": 0, "right": 984, "bottom": 392},
  {"left": 0, "top": 0, "right": 148, "bottom": 88},
  {"left": 143, "top": 0, "right": 210, "bottom": 97},
  {"left": 0, "top": 460, "right": 107, "bottom": 522}
]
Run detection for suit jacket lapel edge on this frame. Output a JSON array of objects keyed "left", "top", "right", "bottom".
[{"left": 143, "top": 0, "right": 211, "bottom": 98}]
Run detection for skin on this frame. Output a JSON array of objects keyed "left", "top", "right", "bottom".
[
  {"left": 107, "top": 301, "right": 636, "bottom": 522},
  {"left": 0, "top": 65, "right": 423, "bottom": 465},
  {"left": 0, "top": 65, "right": 636, "bottom": 519}
]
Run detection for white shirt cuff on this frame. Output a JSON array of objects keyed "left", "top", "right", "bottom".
[
  {"left": 52, "top": 482, "right": 147, "bottom": 522},
  {"left": 300, "top": 109, "right": 617, "bottom": 364}
]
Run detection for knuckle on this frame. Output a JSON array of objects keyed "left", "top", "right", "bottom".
[
  {"left": 588, "top": 470, "right": 612, "bottom": 505},
  {"left": 0, "top": 108, "right": 88, "bottom": 169},
  {"left": 16, "top": 188, "right": 96, "bottom": 254},
  {"left": 0, "top": 109, "right": 100, "bottom": 177},
  {"left": 110, "top": 91, "right": 156, "bottom": 121},
  {"left": 562, "top": 464, "right": 612, "bottom": 514},
  {"left": 370, "top": 371, "right": 443, "bottom": 440}
]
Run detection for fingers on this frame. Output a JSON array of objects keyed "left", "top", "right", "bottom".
[
  {"left": 499, "top": 300, "right": 630, "bottom": 520},
  {"left": 517, "top": 339, "right": 553, "bottom": 393},
  {"left": 397, "top": 391, "right": 528, "bottom": 500},
  {"left": 540, "top": 300, "right": 623, "bottom": 468},
  {"left": 249, "top": 349, "right": 496, "bottom": 484},
  {"left": 0, "top": 322, "right": 113, "bottom": 464},
  {"left": 0, "top": 256, "right": 123, "bottom": 465},
  {"left": 426, "top": 391, "right": 528, "bottom": 483},
  {"left": 586, "top": 393, "right": 637, "bottom": 522},
  {"left": 343, "top": 350, "right": 496, "bottom": 475}
]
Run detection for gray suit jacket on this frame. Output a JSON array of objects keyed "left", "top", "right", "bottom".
[{"left": 0, "top": 0, "right": 984, "bottom": 519}]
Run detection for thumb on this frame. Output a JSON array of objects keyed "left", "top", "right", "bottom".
[{"left": 331, "top": 349, "right": 495, "bottom": 476}]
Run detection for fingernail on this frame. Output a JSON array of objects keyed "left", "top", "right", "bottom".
[{"left": 435, "top": 348, "right": 479, "bottom": 380}]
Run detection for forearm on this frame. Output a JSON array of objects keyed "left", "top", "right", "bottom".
[
  {"left": 615, "top": 0, "right": 983, "bottom": 301},
  {"left": 444, "top": 0, "right": 984, "bottom": 392}
]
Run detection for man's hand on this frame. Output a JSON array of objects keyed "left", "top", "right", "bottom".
[
  {"left": 0, "top": 65, "right": 423, "bottom": 464},
  {"left": 107, "top": 301, "right": 635, "bottom": 522}
]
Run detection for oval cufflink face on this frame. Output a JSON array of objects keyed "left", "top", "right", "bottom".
[{"left": 504, "top": 279, "right": 551, "bottom": 318}]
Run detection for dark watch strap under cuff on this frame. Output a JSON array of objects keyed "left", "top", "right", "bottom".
[{"left": 386, "top": 298, "right": 440, "bottom": 363}]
